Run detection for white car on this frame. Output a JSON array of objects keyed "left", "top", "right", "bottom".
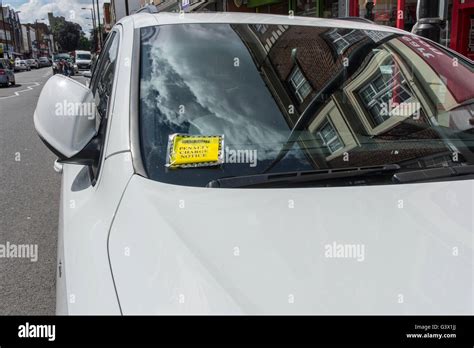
[
  {"left": 74, "top": 50, "right": 92, "bottom": 73},
  {"left": 14, "top": 59, "right": 29, "bottom": 71},
  {"left": 26, "top": 58, "right": 39, "bottom": 69},
  {"left": 34, "top": 13, "right": 474, "bottom": 315}
]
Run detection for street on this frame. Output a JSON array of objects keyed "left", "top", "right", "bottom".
[{"left": 0, "top": 68, "right": 87, "bottom": 314}]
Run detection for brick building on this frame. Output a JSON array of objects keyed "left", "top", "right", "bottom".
[
  {"left": 132, "top": 1, "right": 474, "bottom": 59},
  {"left": 231, "top": 22, "right": 474, "bottom": 170},
  {"left": 1, "top": 5, "right": 22, "bottom": 59}
]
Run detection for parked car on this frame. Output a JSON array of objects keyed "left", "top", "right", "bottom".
[
  {"left": 14, "top": 59, "right": 29, "bottom": 72},
  {"left": 33, "top": 13, "right": 474, "bottom": 315},
  {"left": 38, "top": 56, "right": 51, "bottom": 68},
  {"left": 26, "top": 58, "right": 39, "bottom": 69},
  {"left": 22, "top": 60, "right": 31, "bottom": 71},
  {"left": 0, "top": 59, "right": 15, "bottom": 87}
]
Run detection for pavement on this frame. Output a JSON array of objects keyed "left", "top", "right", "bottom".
[{"left": 0, "top": 68, "right": 87, "bottom": 314}]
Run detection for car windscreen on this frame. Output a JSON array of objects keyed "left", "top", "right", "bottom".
[
  {"left": 54, "top": 55, "right": 70, "bottom": 61},
  {"left": 139, "top": 23, "right": 474, "bottom": 188},
  {"left": 77, "top": 54, "right": 91, "bottom": 60}
]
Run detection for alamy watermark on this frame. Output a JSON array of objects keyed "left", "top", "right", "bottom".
[
  {"left": 224, "top": 146, "right": 258, "bottom": 167},
  {"left": 55, "top": 101, "right": 95, "bottom": 120},
  {"left": 18, "top": 322, "right": 55, "bottom": 341},
  {"left": 0, "top": 242, "right": 38, "bottom": 262},
  {"left": 380, "top": 99, "right": 421, "bottom": 119},
  {"left": 324, "top": 241, "right": 365, "bottom": 262}
]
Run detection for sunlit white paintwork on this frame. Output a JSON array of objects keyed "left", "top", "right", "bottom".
[
  {"left": 56, "top": 153, "right": 133, "bottom": 314},
  {"left": 34, "top": 75, "right": 95, "bottom": 158},
  {"left": 37, "top": 13, "right": 473, "bottom": 314},
  {"left": 110, "top": 176, "right": 473, "bottom": 314}
]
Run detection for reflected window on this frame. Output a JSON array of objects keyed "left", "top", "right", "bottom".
[
  {"left": 252, "top": 24, "right": 269, "bottom": 34},
  {"left": 359, "top": 66, "right": 413, "bottom": 126},
  {"left": 316, "top": 119, "right": 344, "bottom": 155},
  {"left": 289, "top": 65, "right": 312, "bottom": 102},
  {"left": 327, "top": 29, "right": 366, "bottom": 54}
]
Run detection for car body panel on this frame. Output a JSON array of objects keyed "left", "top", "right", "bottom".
[
  {"left": 56, "top": 152, "right": 134, "bottom": 314},
  {"left": 109, "top": 175, "right": 473, "bottom": 314}
]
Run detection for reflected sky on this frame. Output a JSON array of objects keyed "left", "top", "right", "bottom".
[{"left": 140, "top": 24, "right": 292, "bottom": 159}]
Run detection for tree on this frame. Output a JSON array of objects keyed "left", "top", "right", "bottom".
[
  {"left": 50, "top": 17, "right": 82, "bottom": 52},
  {"left": 77, "top": 35, "right": 91, "bottom": 51},
  {"left": 57, "top": 22, "right": 81, "bottom": 52}
]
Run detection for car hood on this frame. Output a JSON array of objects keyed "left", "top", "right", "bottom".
[{"left": 109, "top": 175, "right": 473, "bottom": 314}]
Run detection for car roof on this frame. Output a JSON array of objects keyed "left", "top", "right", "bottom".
[{"left": 122, "top": 12, "right": 406, "bottom": 35}]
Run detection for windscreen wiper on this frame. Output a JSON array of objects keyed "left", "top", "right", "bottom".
[
  {"left": 207, "top": 164, "right": 401, "bottom": 188},
  {"left": 207, "top": 164, "right": 474, "bottom": 188},
  {"left": 392, "top": 164, "right": 474, "bottom": 183}
]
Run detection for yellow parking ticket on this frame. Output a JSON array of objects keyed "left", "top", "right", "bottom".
[{"left": 166, "top": 134, "right": 224, "bottom": 168}]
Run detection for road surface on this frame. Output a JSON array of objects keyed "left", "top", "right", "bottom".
[{"left": 0, "top": 67, "right": 87, "bottom": 314}]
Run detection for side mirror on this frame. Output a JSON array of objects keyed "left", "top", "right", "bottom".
[
  {"left": 83, "top": 70, "right": 92, "bottom": 78},
  {"left": 34, "top": 74, "right": 99, "bottom": 165}
]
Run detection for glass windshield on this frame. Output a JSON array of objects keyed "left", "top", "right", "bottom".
[
  {"left": 77, "top": 54, "right": 91, "bottom": 60},
  {"left": 139, "top": 24, "right": 474, "bottom": 187},
  {"left": 54, "top": 54, "right": 70, "bottom": 61}
]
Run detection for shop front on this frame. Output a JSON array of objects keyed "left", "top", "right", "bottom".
[
  {"left": 295, "top": 0, "right": 348, "bottom": 17},
  {"left": 228, "top": 0, "right": 417, "bottom": 30},
  {"left": 450, "top": 0, "right": 474, "bottom": 60},
  {"left": 350, "top": 0, "right": 418, "bottom": 31},
  {"left": 226, "top": 0, "right": 473, "bottom": 58}
]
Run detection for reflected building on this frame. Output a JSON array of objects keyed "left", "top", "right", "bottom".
[{"left": 232, "top": 23, "right": 474, "bottom": 170}]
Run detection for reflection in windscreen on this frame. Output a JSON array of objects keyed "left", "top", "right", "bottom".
[{"left": 139, "top": 23, "right": 474, "bottom": 187}]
